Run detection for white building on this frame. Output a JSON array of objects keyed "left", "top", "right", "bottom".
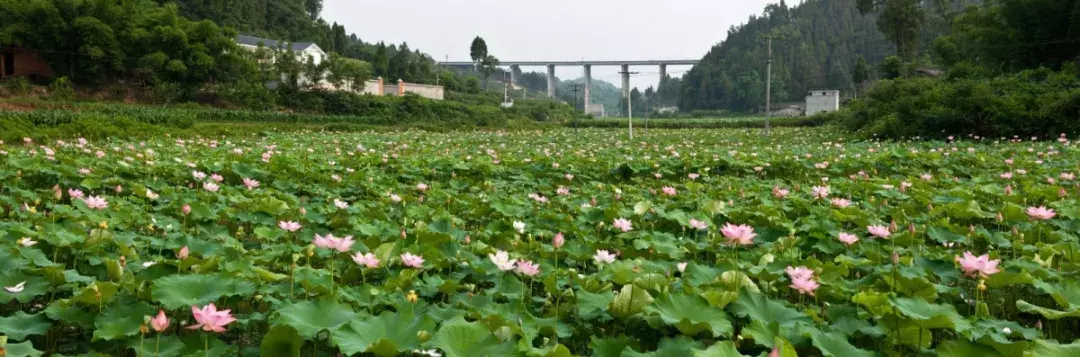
[
  {"left": 236, "top": 35, "right": 327, "bottom": 88},
  {"left": 806, "top": 90, "right": 840, "bottom": 116}
]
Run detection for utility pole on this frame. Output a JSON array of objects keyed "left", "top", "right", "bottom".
[
  {"left": 619, "top": 69, "right": 639, "bottom": 139},
  {"left": 643, "top": 94, "right": 650, "bottom": 136},
  {"left": 569, "top": 83, "right": 583, "bottom": 131},
  {"left": 764, "top": 36, "right": 773, "bottom": 136}
]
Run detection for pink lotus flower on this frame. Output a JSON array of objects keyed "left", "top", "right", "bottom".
[
  {"left": 352, "top": 252, "right": 380, "bottom": 268},
  {"left": 416, "top": 183, "right": 429, "bottom": 191},
  {"left": 772, "top": 186, "right": 789, "bottom": 199},
  {"left": 553, "top": 233, "right": 565, "bottom": 248},
  {"left": 211, "top": 174, "right": 224, "bottom": 182},
  {"left": 769, "top": 347, "right": 780, "bottom": 357},
  {"left": 1000, "top": 172, "right": 1013, "bottom": 179},
  {"left": 565, "top": 174, "right": 575, "bottom": 180},
  {"left": 187, "top": 304, "right": 235, "bottom": 333},
  {"left": 612, "top": 218, "right": 633, "bottom": 232},
  {"left": 146, "top": 189, "right": 159, "bottom": 200},
  {"left": 329, "top": 235, "right": 355, "bottom": 252},
  {"left": 115, "top": 185, "right": 123, "bottom": 193},
  {"left": 785, "top": 266, "right": 814, "bottom": 281},
  {"left": 181, "top": 204, "right": 191, "bottom": 215},
  {"left": 867, "top": 225, "right": 891, "bottom": 239},
  {"left": 84, "top": 196, "right": 108, "bottom": 210},
  {"left": 79, "top": 168, "right": 92, "bottom": 175},
  {"left": 389, "top": 194, "right": 402, "bottom": 203},
  {"left": 1026, "top": 206, "right": 1056, "bottom": 220},
  {"left": 243, "top": 178, "right": 259, "bottom": 190},
  {"left": 838, "top": 233, "right": 859, "bottom": 245},
  {"left": 688, "top": 173, "right": 700, "bottom": 180},
  {"left": 68, "top": 189, "right": 85, "bottom": 199},
  {"left": 955, "top": 251, "right": 1001, "bottom": 278},
  {"left": 489, "top": 250, "right": 516, "bottom": 271},
  {"left": 593, "top": 250, "right": 617, "bottom": 264},
  {"left": 830, "top": 198, "right": 851, "bottom": 208},
  {"left": 150, "top": 310, "right": 170, "bottom": 332},
  {"left": 313, "top": 233, "right": 336, "bottom": 249},
  {"left": 178, "top": 246, "right": 189, "bottom": 259},
  {"left": 401, "top": 253, "right": 424, "bottom": 268},
  {"left": 689, "top": 219, "right": 708, "bottom": 230},
  {"left": 661, "top": 186, "right": 677, "bottom": 196},
  {"left": 202, "top": 182, "right": 219, "bottom": 192},
  {"left": 516, "top": 260, "right": 540, "bottom": 276},
  {"left": 278, "top": 221, "right": 301, "bottom": 232},
  {"left": 811, "top": 186, "right": 829, "bottom": 199},
  {"left": 192, "top": 171, "right": 206, "bottom": 181},
  {"left": 556, "top": 186, "right": 570, "bottom": 195},
  {"left": 790, "top": 277, "right": 820, "bottom": 296},
  {"left": 721, "top": 223, "right": 756, "bottom": 246}
]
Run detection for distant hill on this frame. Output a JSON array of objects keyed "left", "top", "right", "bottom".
[{"left": 678, "top": 0, "right": 969, "bottom": 112}]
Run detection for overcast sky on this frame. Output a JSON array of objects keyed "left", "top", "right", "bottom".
[{"left": 323, "top": 0, "right": 780, "bottom": 90}]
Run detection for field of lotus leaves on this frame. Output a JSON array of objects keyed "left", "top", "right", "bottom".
[{"left": 2, "top": 127, "right": 1080, "bottom": 357}]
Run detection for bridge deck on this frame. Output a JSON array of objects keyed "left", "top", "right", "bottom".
[{"left": 439, "top": 60, "right": 698, "bottom": 66}]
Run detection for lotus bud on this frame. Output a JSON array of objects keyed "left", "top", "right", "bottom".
[
  {"left": 52, "top": 185, "right": 61, "bottom": 200},
  {"left": 255, "top": 294, "right": 263, "bottom": 301},
  {"left": 1012, "top": 226, "right": 1019, "bottom": 236},
  {"left": 928, "top": 203, "right": 934, "bottom": 211},
  {"left": 1036, "top": 320, "right": 1043, "bottom": 330},
  {"left": 406, "top": 290, "right": 418, "bottom": 303},
  {"left": 464, "top": 235, "right": 471, "bottom": 245},
  {"left": 891, "top": 252, "right": 900, "bottom": 265},
  {"left": 969, "top": 225, "right": 976, "bottom": 235},
  {"left": 119, "top": 255, "right": 127, "bottom": 268},
  {"left": 890, "top": 220, "right": 898, "bottom": 232},
  {"left": 1005, "top": 185, "right": 1013, "bottom": 195},
  {"left": 115, "top": 185, "right": 122, "bottom": 193},
  {"left": 178, "top": 246, "right": 189, "bottom": 260},
  {"left": 996, "top": 212, "right": 1004, "bottom": 222},
  {"left": 417, "top": 330, "right": 432, "bottom": 343},
  {"left": 908, "top": 224, "right": 915, "bottom": 234},
  {"left": 1060, "top": 188, "right": 1068, "bottom": 198},
  {"left": 182, "top": 204, "right": 191, "bottom": 215},
  {"left": 299, "top": 207, "right": 307, "bottom": 215},
  {"left": 553, "top": 233, "right": 565, "bottom": 248}
]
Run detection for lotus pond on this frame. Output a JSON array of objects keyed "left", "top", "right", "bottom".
[{"left": 1, "top": 128, "right": 1079, "bottom": 356}]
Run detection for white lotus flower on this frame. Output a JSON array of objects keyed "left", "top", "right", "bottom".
[{"left": 4, "top": 281, "right": 26, "bottom": 293}]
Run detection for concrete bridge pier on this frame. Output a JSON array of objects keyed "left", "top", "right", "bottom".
[
  {"left": 547, "top": 64, "right": 556, "bottom": 98},
  {"left": 583, "top": 64, "right": 591, "bottom": 113},
  {"left": 510, "top": 65, "right": 519, "bottom": 86},
  {"left": 659, "top": 63, "right": 667, "bottom": 80}
]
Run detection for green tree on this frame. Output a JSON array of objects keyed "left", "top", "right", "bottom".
[
  {"left": 853, "top": 55, "right": 870, "bottom": 97},
  {"left": 470, "top": 36, "right": 488, "bottom": 68},
  {"left": 858, "top": 0, "right": 924, "bottom": 61},
  {"left": 479, "top": 55, "right": 499, "bottom": 89}
]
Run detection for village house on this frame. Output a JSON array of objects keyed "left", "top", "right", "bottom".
[{"left": 0, "top": 47, "right": 55, "bottom": 82}]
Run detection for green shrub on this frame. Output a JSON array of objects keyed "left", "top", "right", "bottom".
[
  {"left": 4, "top": 76, "right": 33, "bottom": 96},
  {"left": 836, "top": 67, "right": 1080, "bottom": 139},
  {"left": 49, "top": 77, "right": 75, "bottom": 101}
]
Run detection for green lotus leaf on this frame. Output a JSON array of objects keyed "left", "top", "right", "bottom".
[
  {"left": 151, "top": 273, "right": 256, "bottom": 310},
  {"left": 130, "top": 335, "right": 187, "bottom": 357},
  {"left": 576, "top": 289, "right": 614, "bottom": 319},
  {"left": 0, "top": 274, "right": 49, "bottom": 304},
  {"left": 937, "top": 339, "right": 1004, "bottom": 357},
  {"left": 646, "top": 293, "right": 733, "bottom": 337},
  {"left": 259, "top": 325, "right": 303, "bottom": 357},
  {"left": 608, "top": 284, "right": 654, "bottom": 319},
  {"left": 273, "top": 298, "right": 358, "bottom": 339},
  {"left": 92, "top": 303, "right": 154, "bottom": 341},
  {"left": 4, "top": 340, "right": 44, "bottom": 357},
  {"left": 431, "top": 316, "right": 514, "bottom": 357},
  {"left": 590, "top": 335, "right": 633, "bottom": 357},
  {"left": 332, "top": 310, "right": 435, "bottom": 357},
  {"left": 622, "top": 336, "right": 704, "bottom": 357},
  {"left": 0, "top": 311, "right": 51, "bottom": 341},
  {"left": 729, "top": 289, "right": 808, "bottom": 325},
  {"left": 808, "top": 328, "right": 874, "bottom": 357},
  {"left": 691, "top": 341, "right": 747, "bottom": 357},
  {"left": 890, "top": 296, "right": 972, "bottom": 332},
  {"left": 1016, "top": 300, "right": 1080, "bottom": 320},
  {"left": 1027, "top": 339, "right": 1080, "bottom": 356}
]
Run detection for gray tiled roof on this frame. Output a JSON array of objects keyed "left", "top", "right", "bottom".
[{"left": 236, "top": 35, "right": 315, "bottom": 51}]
